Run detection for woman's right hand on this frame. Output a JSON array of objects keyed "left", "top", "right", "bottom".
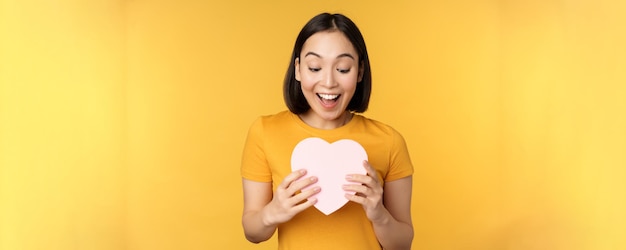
[{"left": 263, "top": 169, "right": 320, "bottom": 226}]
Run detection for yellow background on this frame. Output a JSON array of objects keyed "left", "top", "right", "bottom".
[{"left": 1, "top": 0, "right": 625, "bottom": 249}]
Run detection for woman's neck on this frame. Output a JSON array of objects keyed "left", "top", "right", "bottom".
[{"left": 298, "top": 111, "right": 353, "bottom": 130}]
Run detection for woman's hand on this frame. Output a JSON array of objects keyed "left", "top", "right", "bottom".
[
  {"left": 342, "top": 161, "right": 414, "bottom": 249},
  {"left": 343, "top": 160, "right": 386, "bottom": 223},
  {"left": 263, "top": 169, "right": 320, "bottom": 226}
]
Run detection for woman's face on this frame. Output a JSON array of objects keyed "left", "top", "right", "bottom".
[{"left": 295, "top": 30, "right": 363, "bottom": 129}]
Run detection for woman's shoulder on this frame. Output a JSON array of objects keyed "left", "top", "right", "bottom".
[
  {"left": 353, "top": 114, "right": 410, "bottom": 153},
  {"left": 352, "top": 115, "right": 408, "bottom": 146},
  {"left": 248, "top": 110, "right": 294, "bottom": 130},
  {"left": 353, "top": 114, "right": 400, "bottom": 135},
  {"left": 256, "top": 110, "right": 292, "bottom": 123}
]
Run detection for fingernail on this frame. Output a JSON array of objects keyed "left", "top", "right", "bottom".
[
  {"left": 345, "top": 175, "right": 353, "bottom": 180},
  {"left": 310, "top": 176, "right": 317, "bottom": 182}
]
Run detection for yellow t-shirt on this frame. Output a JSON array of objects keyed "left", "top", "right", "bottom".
[{"left": 241, "top": 110, "right": 414, "bottom": 250}]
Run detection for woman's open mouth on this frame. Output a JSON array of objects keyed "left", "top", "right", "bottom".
[{"left": 317, "top": 93, "right": 340, "bottom": 108}]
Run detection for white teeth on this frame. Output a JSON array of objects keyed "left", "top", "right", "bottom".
[{"left": 318, "top": 94, "right": 339, "bottom": 100}]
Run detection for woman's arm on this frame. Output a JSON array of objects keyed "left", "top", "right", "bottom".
[
  {"left": 373, "top": 176, "right": 413, "bottom": 250},
  {"left": 241, "top": 179, "right": 275, "bottom": 243},
  {"left": 242, "top": 170, "right": 320, "bottom": 243},
  {"left": 344, "top": 161, "right": 413, "bottom": 250}
]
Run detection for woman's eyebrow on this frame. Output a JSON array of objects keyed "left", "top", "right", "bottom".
[
  {"left": 304, "top": 51, "right": 355, "bottom": 60},
  {"left": 336, "top": 53, "right": 355, "bottom": 60},
  {"left": 304, "top": 51, "right": 322, "bottom": 58}
]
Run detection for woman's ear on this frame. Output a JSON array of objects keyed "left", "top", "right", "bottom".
[
  {"left": 358, "top": 61, "right": 364, "bottom": 82},
  {"left": 295, "top": 57, "right": 301, "bottom": 81}
]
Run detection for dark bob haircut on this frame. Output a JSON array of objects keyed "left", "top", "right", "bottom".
[{"left": 283, "top": 13, "right": 372, "bottom": 114}]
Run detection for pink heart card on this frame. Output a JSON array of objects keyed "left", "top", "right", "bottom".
[{"left": 290, "top": 137, "right": 368, "bottom": 215}]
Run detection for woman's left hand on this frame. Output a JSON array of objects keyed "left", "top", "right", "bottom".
[{"left": 343, "top": 160, "right": 386, "bottom": 223}]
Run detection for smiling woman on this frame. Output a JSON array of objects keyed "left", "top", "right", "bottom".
[
  {"left": 283, "top": 13, "right": 372, "bottom": 118},
  {"left": 240, "top": 13, "right": 414, "bottom": 250},
  {"left": 294, "top": 31, "right": 361, "bottom": 129}
]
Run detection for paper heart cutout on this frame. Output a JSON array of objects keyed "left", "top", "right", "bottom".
[{"left": 291, "top": 137, "right": 368, "bottom": 215}]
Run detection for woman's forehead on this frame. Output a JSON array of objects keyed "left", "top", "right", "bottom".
[{"left": 300, "top": 31, "right": 358, "bottom": 59}]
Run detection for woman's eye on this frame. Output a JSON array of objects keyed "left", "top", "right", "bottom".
[
  {"left": 337, "top": 68, "right": 351, "bottom": 74},
  {"left": 308, "top": 67, "right": 321, "bottom": 72}
]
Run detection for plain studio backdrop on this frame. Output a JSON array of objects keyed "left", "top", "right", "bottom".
[{"left": 1, "top": 0, "right": 625, "bottom": 249}]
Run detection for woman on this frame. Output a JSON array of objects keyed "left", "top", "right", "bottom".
[{"left": 241, "top": 13, "right": 414, "bottom": 250}]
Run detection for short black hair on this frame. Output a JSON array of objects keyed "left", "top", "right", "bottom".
[{"left": 283, "top": 13, "right": 372, "bottom": 114}]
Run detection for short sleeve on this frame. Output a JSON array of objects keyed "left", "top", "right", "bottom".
[
  {"left": 240, "top": 117, "right": 272, "bottom": 182},
  {"left": 385, "top": 128, "right": 414, "bottom": 182}
]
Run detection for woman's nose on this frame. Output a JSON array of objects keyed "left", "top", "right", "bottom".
[{"left": 321, "top": 70, "right": 337, "bottom": 87}]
